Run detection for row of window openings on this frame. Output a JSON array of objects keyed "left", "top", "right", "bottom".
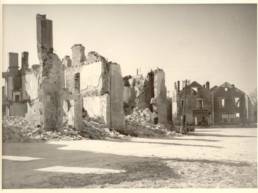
[
  {"left": 181, "top": 99, "right": 204, "bottom": 109},
  {"left": 181, "top": 97, "right": 240, "bottom": 109},
  {"left": 220, "top": 97, "right": 240, "bottom": 108}
]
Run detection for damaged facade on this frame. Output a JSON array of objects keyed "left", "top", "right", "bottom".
[
  {"left": 211, "top": 82, "right": 256, "bottom": 125},
  {"left": 175, "top": 81, "right": 212, "bottom": 126},
  {"left": 2, "top": 52, "right": 41, "bottom": 117},
  {"left": 175, "top": 80, "right": 257, "bottom": 126},
  {"left": 3, "top": 14, "right": 125, "bottom": 131},
  {"left": 122, "top": 68, "right": 172, "bottom": 125}
]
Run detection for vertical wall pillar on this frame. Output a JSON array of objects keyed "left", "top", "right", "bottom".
[
  {"left": 154, "top": 69, "right": 168, "bottom": 124},
  {"left": 36, "top": 14, "right": 64, "bottom": 131},
  {"left": 74, "top": 73, "right": 83, "bottom": 130}
]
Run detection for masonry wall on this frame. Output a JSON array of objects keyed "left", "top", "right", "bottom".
[
  {"left": 9, "top": 102, "right": 27, "bottom": 116},
  {"left": 22, "top": 71, "right": 39, "bottom": 101},
  {"left": 79, "top": 59, "right": 124, "bottom": 128},
  {"left": 154, "top": 69, "right": 167, "bottom": 124},
  {"left": 36, "top": 14, "right": 65, "bottom": 131},
  {"left": 109, "top": 63, "right": 125, "bottom": 128},
  {"left": 213, "top": 87, "right": 245, "bottom": 124}
]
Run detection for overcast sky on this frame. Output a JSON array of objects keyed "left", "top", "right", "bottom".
[{"left": 2, "top": 4, "right": 257, "bottom": 94}]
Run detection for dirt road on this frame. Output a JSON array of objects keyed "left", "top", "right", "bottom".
[{"left": 2, "top": 127, "right": 257, "bottom": 188}]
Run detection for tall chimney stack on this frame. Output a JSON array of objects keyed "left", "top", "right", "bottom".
[{"left": 206, "top": 81, "right": 210, "bottom": 90}]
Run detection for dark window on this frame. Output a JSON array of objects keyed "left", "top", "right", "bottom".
[{"left": 15, "top": 95, "right": 20, "bottom": 102}]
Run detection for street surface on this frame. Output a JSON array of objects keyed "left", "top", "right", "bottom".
[{"left": 3, "top": 127, "right": 257, "bottom": 188}]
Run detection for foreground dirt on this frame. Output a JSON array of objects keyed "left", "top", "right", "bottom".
[{"left": 3, "top": 127, "right": 257, "bottom": 188}]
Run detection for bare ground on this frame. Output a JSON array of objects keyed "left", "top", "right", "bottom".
[{"left": 2, "top": 127, "right": 257, "bottom": 188}]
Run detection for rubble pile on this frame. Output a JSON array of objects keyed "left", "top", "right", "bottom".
[
  {"left": 81, "top": 119, "right": 125, "bottom": 139},
  {"left": 3, "top": 116, "right": 126, "bottom": 143},
  {"left": 116, "top": 107, "right": 175, "bottom": 137},
  {"left": 3, "top": 116, "right": 85, "bottom": 142}
]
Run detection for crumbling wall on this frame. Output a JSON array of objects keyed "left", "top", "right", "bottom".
[
  {"left": 37, "top": 14, "right": 65, "bottom": 131},
  {"left": 22, "top": 70, "right": 39, "bottom": 101},
  {"left": 36, "top": 14, "right": 53, "bottom": 62},
  {"left": 80, "top": 55, "right": 124, "bottom": 128},
  {"left": 80, "top": 61, "right": 109, "bottom": 124},
  {"left": 133, "top": 75, "right": 148, "bottom": 109},
  {"left": 9, "top": 102, "right": 27, "bottom": 116},
  {"left": 167, "top": 97, "right": 173, "bottom": 122},
  {"left": 38, "top": 53, "right": 64, "bottom": 130},
  {"left": 109, "top": 63, "right": 125, "bottom": 128},
  {"left": 26, "top": 99, "right": 41, "bottom": 125},
  {"left": 154, "top": 68, "right": 167, "bottom": 124},
  {"left": 82, "top": 94, "right": 109, "bottom": 123},
  {"left": 144, "top": 71, "right": 155, "bottom": 110}
]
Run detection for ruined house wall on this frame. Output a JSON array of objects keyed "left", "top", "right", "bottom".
[
  {"left": 123, "top": 86, "right": 136, "bottom": 115},
  {"left": 213, "top": 86, "right": 245, "bottom": 124},
  {"left": 6, "top": 76, "right": 13, "bottom": 101},
  {"left": 80, "top": 61, "right": 108, "bottom": 123},
  {"left": 36, "top": 14, "right": 53, "bottom": 61},
  {"left": 154, "top": 69, "right": 167, "bottom": 124},
  {"left": 133, "top": 75, "right": 148, "bottom": 109},
  {"left": 167, "top": 97, "right": 173, "bottom": 122},
  {"left": 79, "top": 59, "right": 124, "bottom": 128},
  {"left": 37, "top": 14, "right": 65, "bottom": 131},
  {"left": 82, "top": 94, "right": 109, "bottom": 123},
  {"left": 26, "top": 99, "right": 41, "bottom": 124},
  {"left": 22, "top": 71, "right": 39, "bottom": 101},
  {"left": 39, "top": 53, "right": 64, "bottom": 130},
  {"left": 144, "top": 71, "right": 155, "bottom": 110},
  {"left": 9, "top": 102, "right": 27, "bottom": 116},
  {"left": 109, "top": 63, "right": 125, "bottom": 128},
  {"left": 21, "top": 52, "right": 29, "bottom": 70}
]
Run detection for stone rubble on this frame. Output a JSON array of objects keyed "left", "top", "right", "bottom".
[
  {"left": 2, "top": 116, "right": 125, "bottom": 142},
  {"left": 118, "top": 107, "right": 176, "bottom": 137}
]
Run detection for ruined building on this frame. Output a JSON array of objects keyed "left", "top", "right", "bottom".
[
  {"left": 63, "top": 44, "right": 124, "bottom": 128},
  {"left": 36, "top": 14, "right": 64, "bottom": 130},
  {"left": 2, "top": 14, "right": 125, "bottom": 131},
  {"left": 175, "top": 80, "right": 212, "bottom": 126},
  {"left": 211, "top": 82, "right": 255, "bottom": 125},
  {"left": 36, "top": 14, "right": 125, "bottom": 130},
  {"left": 123, "top": 68, "right": 171, "bottom": 125},
  {"left": 2, "top": 52, "right": 40, "bottom": 117},
  {"left": 175, "top": 80, "right": 256, "bottom": 126}
]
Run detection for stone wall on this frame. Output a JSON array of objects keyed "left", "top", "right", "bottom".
[
  {"left": 38, "top": 53, "right": 64, "bottom": 130},
  {"left": 154, "top": 68, "right": 167, "bottom": 124},
  {"left": 109, "top": 63, "right": 125, "bottom": 128},
  {"left": 79, "top": 57, "right": 124, "bottom": 128},
  {"left": 22, "top": 70, "right": 39, "bottom": 101},
  {"left": 82, "top": 95, "right": 109, "bottom": 123},
  {"left": 9, "top": 102, "right": 27, "bottom": 116}
]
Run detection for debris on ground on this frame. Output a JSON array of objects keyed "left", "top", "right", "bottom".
[
  {"left": 114, "top": 107, "right": 176, "bottom": 137},
  {"left": 3, "top": 109, "right": 178, "bottom": 142},
  {"left": 80, "top": 119, "right": 125, "bottom": 140},
  {"left": 2, "top": 116, "right": 85, "bottom": 142},
  {"left": 2, "top": 116, "right": 126, "bottom": 143}
]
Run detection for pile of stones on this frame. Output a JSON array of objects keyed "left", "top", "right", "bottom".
[
  {"left": 3, "top": 116, "right": 86, "bottom": 142},
  {"left": 123, "top": 107, "right": 175, "bottom": 137},
  {"left": 3, "top": 116, "right": 125, "bottom": 142}
]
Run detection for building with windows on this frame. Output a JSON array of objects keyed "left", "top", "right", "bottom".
[
  {"left": 175, "top": 80, "right": 212, "bottom": 126},
  {"left": 211, "top": 82, "right": 254, "bottom": 125},
  {"left": 2, "top": 52, "right": 40, "bottom": 117},
  {"left": 175, "top": 80, "right": 256, "bottom": 126}
]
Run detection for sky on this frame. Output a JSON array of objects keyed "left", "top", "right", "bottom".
[{"left": 2, "top": 4, "right": 257, "bottom": 94}]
